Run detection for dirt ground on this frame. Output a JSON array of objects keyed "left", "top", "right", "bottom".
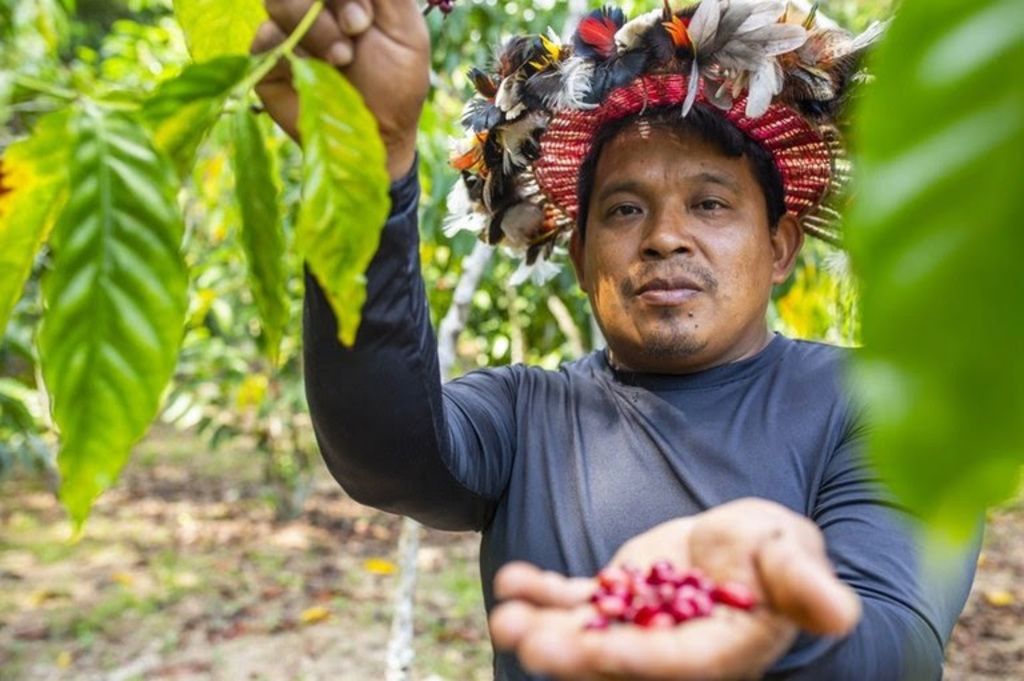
[{"left": 1, "top": 429, "right": 1021, "bottom": 680}]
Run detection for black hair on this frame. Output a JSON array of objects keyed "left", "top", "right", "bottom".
[{"left": 575, "top": 104, "right": 787, "bottom": 241}]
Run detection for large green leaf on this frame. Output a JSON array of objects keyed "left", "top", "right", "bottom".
[
  {"left": 0, "top": 109, "right": 71, "bottom": 336},
  {"left": 141, "top": 55, "right": 251, "bottom": 177},
  {"left": 291, "top": 57, "right": 391, "bottom": 346},
  {"left": 173, "top": 0, "right": 267, "bottom": 62},
  {"left": 231, "top": 106, "right": 288, "bottom": 364},
  {"left": 38, "top": 105, "right": 188, "bottom": 530},
  {"left": 847, "top": 0, "right": 1024, "bottom": 537}
]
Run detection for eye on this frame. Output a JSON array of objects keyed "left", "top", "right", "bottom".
[
  {"left": 695, "top": 198, "right": 727, "bottom": 212},
  {"left": 608, "top": 203, "right": 643, "bottom": 218}
]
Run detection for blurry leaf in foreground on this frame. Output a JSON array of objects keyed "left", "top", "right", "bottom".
[
  {"left": 847, "top": 0, "right": 1024, "bottom": 539},
  {"left": 291, "top": 57, "right": 391, "bottom": 346},
  {"left": 173, "top": 0, "right": 267, "bottom": 62}
]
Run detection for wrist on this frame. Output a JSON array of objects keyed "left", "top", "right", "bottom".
[{"left": 386, "top": 136, "right": 418, "bottom": 181}]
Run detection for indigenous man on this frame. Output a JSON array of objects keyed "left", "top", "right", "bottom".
[{"left": 254, "top": 0, "right": 977, "bottom": 678}]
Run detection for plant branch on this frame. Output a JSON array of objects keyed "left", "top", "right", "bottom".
[{"left": 238, "top": 0, "right": 325, "bottom": 95}]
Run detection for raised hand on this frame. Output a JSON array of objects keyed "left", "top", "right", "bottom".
[
  {"left": 252, "top": 0, "right": 430, "bottom": 179},
  {"left": 489, "top": 498, "right": 862, "bottom": 680}
]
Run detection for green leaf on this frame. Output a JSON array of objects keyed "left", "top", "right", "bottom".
[
  {"left": 38, "top": 106, "right": 188, "bottom": 531},
  {"left": 141, "top": 55, "right": 251, "bottom": 177},
  {"left": 847, "top": 0, "right": 1024, "bottom": 538},
  {"left": 173, "top": 0, "right": 267, "bottom": 62},
  {"left": 231, "top": 107, "right": 288, "bottom": 364},
  {"left": 291, "top": 57, "right": 391, "bottom": 346},
  {"left": 0, "top": 109, "right": 71, "bottom": 336}
]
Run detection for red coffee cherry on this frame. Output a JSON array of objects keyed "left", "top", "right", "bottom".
[{"left": 584, "top": 562, "right": 758, "bottom": 630}]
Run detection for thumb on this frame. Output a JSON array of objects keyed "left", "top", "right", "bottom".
[{"left": 756, "top": 530, "right": 862, "bottom": 637}]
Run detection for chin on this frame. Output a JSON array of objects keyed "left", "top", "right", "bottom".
[{"left": 616, "top": 333, "right": 710, "bottom": 372}]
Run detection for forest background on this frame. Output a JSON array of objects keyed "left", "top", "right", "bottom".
[{"left": 2, "top": 0, "right": 1022, "bottom": 679}]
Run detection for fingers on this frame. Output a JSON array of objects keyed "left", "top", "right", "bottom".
[
  {"left": 264, "top": 0, "right": 360, "bottom": 66},
  {"left": 491, "top": 601, "right": 793, "bottom": 680},
  {"left": 756, "top": 529, "right": 862, "bottom": 636},
  {"left": 494, "top": 561, "right": 595, "bottom": 607}
]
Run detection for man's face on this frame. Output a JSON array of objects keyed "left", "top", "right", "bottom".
[{"left": 570, "top": 125, "right": 802, "bottom": 374}]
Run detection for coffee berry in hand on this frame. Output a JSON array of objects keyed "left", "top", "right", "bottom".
[{"left": 585, "top": 562, "right": 758, "bottom": 630}]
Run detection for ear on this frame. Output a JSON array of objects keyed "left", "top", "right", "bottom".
[
  {"left": 770, "top": 213, "right": 804, "bottom": 285},
  {"left": 569, "top": 229, "right": 590, "bottom": 294}
]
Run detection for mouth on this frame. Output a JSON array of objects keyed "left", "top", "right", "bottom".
[{"left": 634, "top": 276, "right": 703, "bottom": 306}]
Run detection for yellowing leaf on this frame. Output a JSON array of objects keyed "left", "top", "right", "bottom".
[
  {"left": 363, "top": 558, "right": 398, "bottom": 575},
  {"left": 291, "top": 57, "right": 391, "bottom": 346},
  {"left": 0, "top": 109, "right": 71, "bottom": 335},
  {"left": 142, "top": 56, "right": 251, "bottom": 177},
  {"left": 300, "top": 605, "right": 331, "bottom": 624},
  {"left": 984, "top": 589, "right": 1015, "bottom": 607},
  {"left": 173, "top": 0, "right": 267, "bottom": 61},
  {"left": 56, "top": 650, "right": 72, "bottom": 669}
]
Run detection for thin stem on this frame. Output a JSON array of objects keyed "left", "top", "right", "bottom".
[
  {"left": 238, "top": 0, "right": 325, "bottom": 95},
  {"left": 12, "top": 75, "right": 77, "bottom": 101}
]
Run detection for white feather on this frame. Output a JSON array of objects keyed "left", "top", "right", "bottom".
[
  {"left": 746, "top": 59, "right": 780, "bottom": 116},
  {"left": 615, "top": 9, "right": 662, "bottom": 53},
  {"left": 545, "top": 57, "right": 596, "bottom": 111},
  {"left": 735, "top": 1, "right": 788, "bottom": 34},
  {"left": 510, "top": 256, "right": 561, "bottom": 286},
  {"left": 848, "top": 19, "right": 890, "bottom": 54},
  {"left": 688, "top": 0, "right": 723, "bottom": 50},
  {"left": 443, "top": 181, "right": 487, "bottom": 238}
]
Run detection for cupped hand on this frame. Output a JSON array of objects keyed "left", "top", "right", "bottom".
[
  {"left": 489, "top": 498, "right": 862, "bottom": 681},
  {"left": 252, "top": 0, "right": 430, "bottom": 179}
]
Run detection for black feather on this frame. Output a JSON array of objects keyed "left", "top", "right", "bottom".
[
  {"left": 468, "top": 66, "right": 498, "bottom": 98},
  {"left": 487, "top": 211, "right": 506, "bottom": 245},
  {"left": 462, "top": 99, "right": 502, "bottom": 132},
  {"left": 462, "top": 171, "right": 484, "bottom": 203},
  {"left": 587, "top": 51, "right": 647, "bottom": 103},
  {"left": 483, "top": 166, "right": 517, "bottom": 213}
]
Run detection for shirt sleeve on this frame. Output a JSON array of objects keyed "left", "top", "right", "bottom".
[
  {"left": 767, "top": 412, "right": 980, "bottom": 681},
  {"left": 302, "top": 164, "right": 516, "bottom": 532}
]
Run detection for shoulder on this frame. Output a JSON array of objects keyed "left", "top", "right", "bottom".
[
  {"left": 447, "top": 350, "right": 608, "bottom": 394},
  {"left": 774, "top": 336, "right": 853, "bottom": 384}
]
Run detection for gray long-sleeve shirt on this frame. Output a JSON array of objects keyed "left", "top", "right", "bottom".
[{"left": 303, "top": 168, "right": 977, "bottom": 680}]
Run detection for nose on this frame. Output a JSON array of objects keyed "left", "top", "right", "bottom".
[{"left": 640, "top": 209, "right": 695, "bottom": 260}]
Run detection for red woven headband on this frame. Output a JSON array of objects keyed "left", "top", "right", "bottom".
[{"left": 533, "top": 73, "right": 833, "bottom": 223}]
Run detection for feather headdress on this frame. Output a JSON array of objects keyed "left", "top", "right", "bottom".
[{"left": 448, "top": 0, "right": 886, "bottom": 279}]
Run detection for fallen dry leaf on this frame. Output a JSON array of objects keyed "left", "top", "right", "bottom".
[
  {"left": 300, "top": 605, "right": 331, "bottom": 625},
  {"left": 984, "top": 590, "right": 1015, "bottom": 607},
  {"left": 363, "top": 558, "right": 398, "bottom": 575}
]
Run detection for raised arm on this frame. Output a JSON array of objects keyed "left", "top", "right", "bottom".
[{"left": 254, "top": 0, "right": 516, "bottom": 531}]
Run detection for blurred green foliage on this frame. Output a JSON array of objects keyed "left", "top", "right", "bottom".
[{"left": 847, "top": 0, "right": 1024, "bottom": 538}]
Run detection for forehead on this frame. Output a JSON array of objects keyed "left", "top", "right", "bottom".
[{"left": 592, "top": 125, "right": 754, "bottom": 191}]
